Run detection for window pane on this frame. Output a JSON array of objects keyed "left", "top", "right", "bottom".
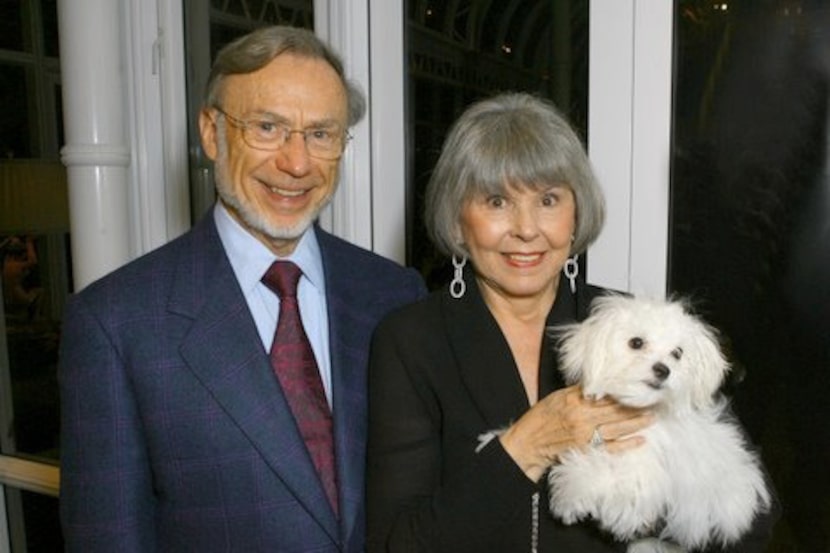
[
  {"left": 0, "top": 0, "right": 27, "bottom": 52},
  {"left": 3, "top": 487, "right": 62, "bottom": 552},
  {"left": 670, "top": 1, "right": 830, "bottom": 550},
  {"left": 0, "top": 1, "right": 67, "bottom": 548},
  {"left": 202, "top": 0, "right": 315, "bottom": 60},
  {"left": 1, "top": 229, "right": 67, "bottom": 461},
  {"left": 0, "top": 64, "right": 33, "bottom": 159},
  {"left": 39, "top": 0, "right": 59, "bottom": 58},
  {"left": 406, "top": 0, "right": 589, "bottom": 287},
  {"left": 184, "top": 0, "right": 314, "bottom": 220}
]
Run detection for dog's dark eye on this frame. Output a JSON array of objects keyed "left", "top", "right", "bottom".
[
  {"left": 671, "top": 347, "right": 683, "bottom": 360},
  {"left": 628, "top": 337, "right": 644, "bottom": 350}
]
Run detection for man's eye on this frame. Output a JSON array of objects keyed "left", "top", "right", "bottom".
[
  {"left": 309, "top": 129, "right": 334, "bottom": 142},
  {"left": 253, "top": 121, "right": 279, "bottom": 136}
]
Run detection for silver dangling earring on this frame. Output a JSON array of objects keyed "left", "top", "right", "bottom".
[
  {"left": 563, "top": 253, "right": 579, "bottom": 295},
  {"left": 449, "top": 254, "right": 467, "bottom": 299}
]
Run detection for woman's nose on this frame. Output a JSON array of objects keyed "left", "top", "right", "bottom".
[{"left": 511, "top": 207, "right": 540, "bottom": 240}]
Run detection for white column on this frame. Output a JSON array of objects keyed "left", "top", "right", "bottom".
[{"left": 57, "top": 0, "right": 132, "bottom": 290}]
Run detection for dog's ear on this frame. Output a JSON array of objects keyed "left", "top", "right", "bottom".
[
  {"left": 552, "top": 294, "right": 627, "bottom": 394},
  {"left": 550, "top": 323, "right": 585, "bottom": 385},
  {"left": 685, "top": 318, "right": 731, "bottom": 409},
  {"left": 554, "top": 314, "right": 616, "bottom": 394}
]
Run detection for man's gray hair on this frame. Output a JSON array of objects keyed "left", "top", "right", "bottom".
[{"left": 204, "top": 25, "right": 366, "bottom": 126}]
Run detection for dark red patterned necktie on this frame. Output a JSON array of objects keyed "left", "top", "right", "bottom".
[{"left": 262, "top": 261, "right": 339, "bottom": 517}]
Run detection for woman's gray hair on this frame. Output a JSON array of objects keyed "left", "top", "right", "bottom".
[
  {"left": 424, "top": 92, "right": 605, "bottom": 258},
  {"left": 204, "top": 26, "right": 366, "bottom": 126}
]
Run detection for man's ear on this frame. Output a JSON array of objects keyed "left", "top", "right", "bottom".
[{"left": 198, "top": 108, "right": 219, "bottom": 161}]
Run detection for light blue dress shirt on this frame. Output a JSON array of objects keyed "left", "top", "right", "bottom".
[{"left": 213, "top": 203, "right": 333, "bottom": 405}]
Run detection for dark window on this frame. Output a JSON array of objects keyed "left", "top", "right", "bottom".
[
  {"left": 405, "top": 0, "right": 590, "bottom": 288},
  {"left": 0, "top": 64, "right": 33, "bottom": 159},
  {"left": 670, "top": 1, "right": 830, "bottom": 549}
]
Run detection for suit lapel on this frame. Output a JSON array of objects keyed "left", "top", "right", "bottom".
[
  {"left": 443, "top": 276, "right": 531, "bottom": 428},
  {"left": 445, "top": 275, "right": 593, "bottom": 424},
  {"left": 172, "top": 217, "right": 340, "bottom": 544},
  {"left": 317, "top": 229, "right": 370, "bottom": 548}
]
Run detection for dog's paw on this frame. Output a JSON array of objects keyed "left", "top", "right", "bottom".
[
  {"left": 548, "top": 497, "right": 590, "bottom": 526},
  {"left": 627, "top": 538, "right": 686, "bottom": 553},
  {"left": 548, "top": 447, "right": 671, "bottom": 540},
  {"left": 547, "top": 461, "right": 602, "bottom": 525}
]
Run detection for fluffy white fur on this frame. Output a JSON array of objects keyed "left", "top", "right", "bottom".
[{"left": 547, "top": 295, "right": 770, "bottom": 553}]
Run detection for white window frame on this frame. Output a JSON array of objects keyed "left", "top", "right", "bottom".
[
  {"left": 315, "top": 0, "right": 408, "bottom": 263},
  {"left": 127, "top": 0, "right": 191, "bottom": 253},
  {"left": 588, "top": 0, "right": 673, "bottom": 297}
]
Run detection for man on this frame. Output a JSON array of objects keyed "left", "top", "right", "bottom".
[{"left": 58, "top": 26, "right": 426, "bottom": 552}]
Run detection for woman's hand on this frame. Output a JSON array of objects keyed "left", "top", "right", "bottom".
[{"left": 498, "top": 385, "right": 653, "bottom": 482}]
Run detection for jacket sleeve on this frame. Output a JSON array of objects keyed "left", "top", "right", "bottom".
[
  {"left": 58, "top": 292, "right": 157, "bottom": 552},
  {"left": 365, "top": 315, "right": 538, "bottom": 553}
]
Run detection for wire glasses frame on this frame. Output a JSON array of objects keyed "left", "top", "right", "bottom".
[{"left": 213, "top": 106, "right": 352, "bottom": 160}]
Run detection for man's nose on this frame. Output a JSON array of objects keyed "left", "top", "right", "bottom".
[{"left": 275, "top": 132, "right": 312, "bottom": 176}]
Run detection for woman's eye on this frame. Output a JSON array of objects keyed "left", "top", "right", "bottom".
[
  {"left": 486, "top": 195, "right": 506, "bottom": 208},
  {"left": 541, "top": 193, "right": 558, "bottom": 207}
]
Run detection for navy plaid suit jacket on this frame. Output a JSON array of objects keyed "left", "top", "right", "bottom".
[{"left": 58, "top": 213, "right": 426, "bottom": 552}]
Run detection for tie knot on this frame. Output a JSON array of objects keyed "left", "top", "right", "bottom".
[{"left": 262, "top": 260, "right": 303, "bottom": 299}]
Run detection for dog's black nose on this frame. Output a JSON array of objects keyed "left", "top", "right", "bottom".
[{"left": 653, "top": 362, "right": 670, "bottom": 381}]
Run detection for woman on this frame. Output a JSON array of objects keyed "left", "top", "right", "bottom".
[
  {"left": 366, "top": 92, "right": 650, "bottom": 552},
  {"left": 366, "top": 93, "right": 776, "bottom": 552}
]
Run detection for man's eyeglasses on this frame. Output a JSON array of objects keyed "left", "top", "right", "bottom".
[{"left": 214, "top": 106, "right": 351, "bottom": 160}]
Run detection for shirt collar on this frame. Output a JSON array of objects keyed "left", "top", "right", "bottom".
[{"left": 213, "top": 202, "right": 324, "bottom": 294}]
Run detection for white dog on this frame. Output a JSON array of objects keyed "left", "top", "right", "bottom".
[{"left": 547, "top": 294, "right": 770, "bottom": 553}]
